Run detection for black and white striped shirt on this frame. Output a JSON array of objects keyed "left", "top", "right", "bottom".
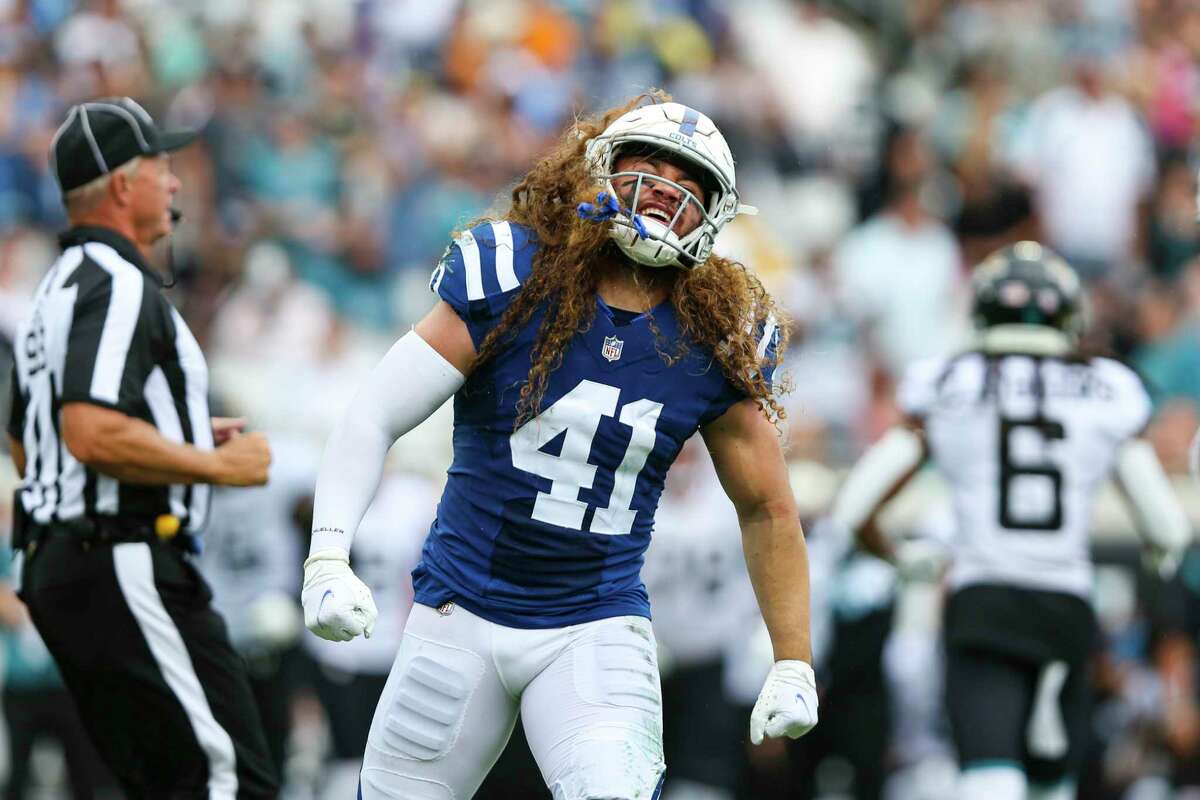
[{"left": 8, "top": 226, "right": 213, "bottom": 532}]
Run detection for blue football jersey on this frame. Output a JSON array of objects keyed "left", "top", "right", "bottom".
[{"left": 414, "top": 220, "right": 779, "bottom": 628}]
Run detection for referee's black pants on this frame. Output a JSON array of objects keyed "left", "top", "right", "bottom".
[{"left": 21, "top": 534, "right": 279, "bottom": 799}]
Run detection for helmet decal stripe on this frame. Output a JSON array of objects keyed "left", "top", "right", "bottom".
[{"left": 678, "top": 107, "right": 700, "bottom": 137}]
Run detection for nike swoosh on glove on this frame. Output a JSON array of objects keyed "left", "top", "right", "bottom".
[
  {"left": 750, "top": 659, "right": 819, "bottom": 744},
  {"left": 301, "top": 548, "right": 378, "bottom": 642}
]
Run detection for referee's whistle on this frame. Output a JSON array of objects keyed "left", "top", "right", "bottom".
[{"left": 155, "top": 514, "right": 181, "bottom": 540}]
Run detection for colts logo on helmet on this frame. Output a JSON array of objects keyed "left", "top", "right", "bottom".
[{"left": 602, "top": 335, "right": 624, "bottom": 362}]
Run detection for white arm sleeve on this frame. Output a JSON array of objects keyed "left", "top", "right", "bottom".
[
  {"left": 830, "top": 427, "right": 925, "bottom": 535},
  {"left": 308, "top": 330, "right": 465, "bottom": 556},
  {"left": 1114, "top": 439, "right": 1192, "bottom": 555}
]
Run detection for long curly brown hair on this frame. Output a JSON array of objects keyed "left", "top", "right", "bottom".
[{"left": 467, "top": 92, "right": 789, "bottom": 425}]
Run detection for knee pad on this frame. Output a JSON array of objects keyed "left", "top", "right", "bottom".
[{"left": 372, "top": 638, "right": 485, "bottom": 763}]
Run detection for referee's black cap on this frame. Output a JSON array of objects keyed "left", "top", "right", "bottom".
[{"left": 50, "top": 97, "right": 198, "bottom": 193}]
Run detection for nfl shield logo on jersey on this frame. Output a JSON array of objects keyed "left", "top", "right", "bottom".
[{"left": 602, "top": 335, "right": 624, "bottom": 362}]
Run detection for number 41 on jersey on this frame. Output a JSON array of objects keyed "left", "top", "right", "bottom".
[{"left": 510, "top": 379, "right": 662, "bottom": 536}]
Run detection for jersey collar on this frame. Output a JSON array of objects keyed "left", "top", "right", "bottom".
[
  {"left": 595, "top": 295, "right": 673, "bottom": 324},
  {"left": 57, "top": 225, "right": 163, "bottom": 286}
]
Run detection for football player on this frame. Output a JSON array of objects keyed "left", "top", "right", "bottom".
[
  {"left": 299, "top": 95, "right": 819, "bottom": 799},
  {"left": 830, "top": 242, "right": 1192, "bottom": 800}
]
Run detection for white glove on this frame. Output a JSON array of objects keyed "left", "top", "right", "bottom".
[
  {"left": 301, "top": 549, "right": 378, "bottom": 642},
  {"left": 893, "top": 538, "right": 949, "bottom": 583},
  {"left": 749, "top": 659, "right": 819, "bottom": 744}
]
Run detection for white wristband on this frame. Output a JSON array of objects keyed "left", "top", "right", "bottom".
[{"left": 304, "top": 548, "right": 350, "bottom": 570}]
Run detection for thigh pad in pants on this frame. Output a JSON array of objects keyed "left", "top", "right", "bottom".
[
  {"left": 362, "top": 620, "right": 504, "bottom": 800},
  {"left": 374, "top": 646, "right": 481, "bottom": 762},
  {"left": 525, "top": 616, "right": 666, "bottom": 800}
]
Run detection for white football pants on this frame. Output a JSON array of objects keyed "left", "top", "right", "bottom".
[{"left": 359, "top": 602, "right": 666, "bottom": 800}]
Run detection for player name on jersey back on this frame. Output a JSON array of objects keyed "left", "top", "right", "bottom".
[{"left": 899, "top": 351, "right": 1150, "bottom": 599}]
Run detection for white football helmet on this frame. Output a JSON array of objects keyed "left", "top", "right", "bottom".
[{"left": 585, "top": 102, "right": 754, "bottom": 268}]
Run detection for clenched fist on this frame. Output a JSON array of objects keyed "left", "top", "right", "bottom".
[
  {"left": 301, "top": 549, "right": 377, "bottom": 642},
  {"left": 212, "top": 431, "right": 271, "bottom": 486},
  {"left": 750, "top": 660, "right": 819, "bottom": 744}
]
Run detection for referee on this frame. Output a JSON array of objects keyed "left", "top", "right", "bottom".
[{"left": 8, "top": 98, "right": 278, "bottom": 798}]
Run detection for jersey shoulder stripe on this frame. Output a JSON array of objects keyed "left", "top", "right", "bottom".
[
  {"left": 429, "top": 221, "right": 538, "bottom": 345},
  {"left": 459, "top": 227, "right": 485, "bottom": 301},
  {"left": 489, "top": 220, "right": 521, "bottom": 292},
  {"left": 700, "top": 314, "right": 785, "bottom": 426},
  {"left": 755, "top": 314, "right": 779, "bottom": 362}
]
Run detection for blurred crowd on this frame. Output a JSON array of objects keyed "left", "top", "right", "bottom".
[{"left": 0, "top": 0, "right": 1199, "bottom": 797}]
